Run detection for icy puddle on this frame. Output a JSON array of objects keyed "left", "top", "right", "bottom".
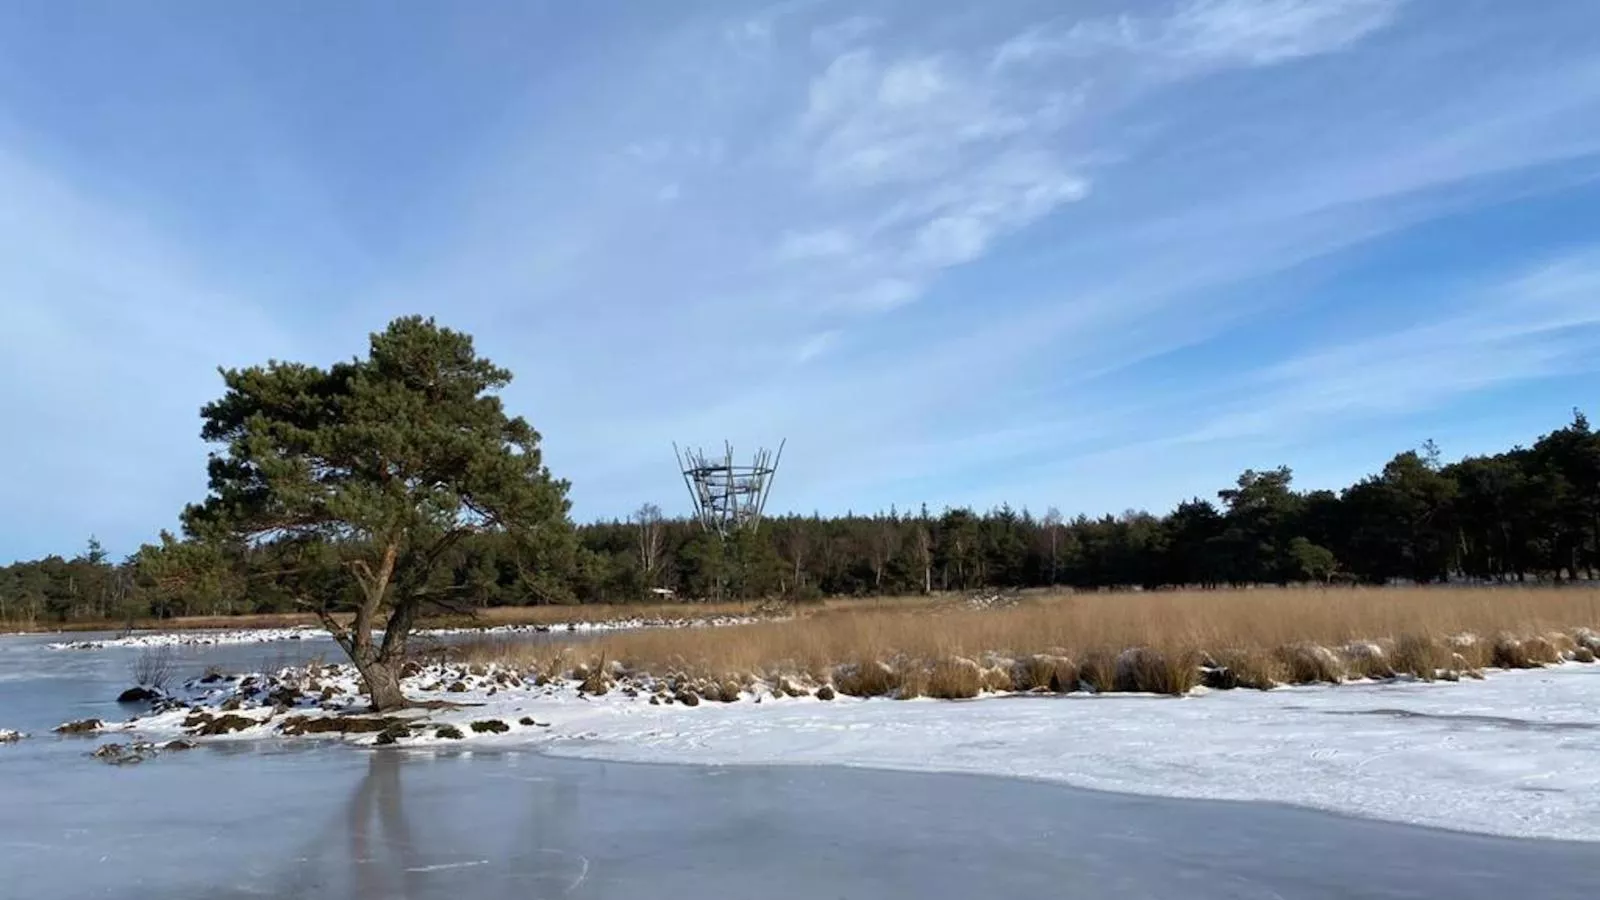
[{"left": 2, "top": 633, "right": 1598, "bottom": 899}]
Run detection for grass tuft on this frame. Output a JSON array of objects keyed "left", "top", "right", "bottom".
[
  {"left": 833, "top": 659, "right": 896, "bottom": 698},
  {"left": 1391, "top": 634, "right": 1450, "bottom": 681},
  {"left": 1491, "top": 633, "right": 1540, "bottom": 669},
  {"left": 1275, "top": 643, "right": 1344, "bottom": 684},
  {"left": 1340, "top": 641, "right": 1396, "bottom": 680},
  {"left": 1011, "top": 654, "right": 1077, "bottom": 693},
  {"left": 925, "top": 658, "right": 982, "bottom": 699},
  {"left": 1114, "top": 647, "right": 1201, "bottom": 695}
]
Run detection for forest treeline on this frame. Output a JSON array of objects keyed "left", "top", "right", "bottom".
[{"left": 3, "top": 411, "right": 1597, "bottom": 625}]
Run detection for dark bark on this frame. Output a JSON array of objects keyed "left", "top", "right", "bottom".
[{"left": 355, "top": 656, "right": 408, "bottom": 713}]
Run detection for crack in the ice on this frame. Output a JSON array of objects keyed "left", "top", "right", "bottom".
[{"left": 1321, "top": 708, "right": 1598, "bottom": 732}]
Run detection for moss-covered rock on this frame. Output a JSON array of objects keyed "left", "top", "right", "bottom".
[
  {"left": 196, "top": 714, "right": 258, "bottom": 736},
  {"left": 815, "top": 685, "right": 836, "bottom": 701},
  {"left": 470, "top": 719, "right": 510, "bottom": 734},
  {"left": 53, "top": 718, "right": 102, "bottom": 735},
  {"left": 435, "top": 725, "right": 465, "bottom": 740}
]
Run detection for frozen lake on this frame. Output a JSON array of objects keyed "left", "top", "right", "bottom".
[{"left": 2, "top": 631, "right": 1596, "bottom": 899}]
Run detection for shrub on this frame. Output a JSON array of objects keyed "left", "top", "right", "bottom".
[
  {"left": 893, "top": 661, "right": 929, "bottom": 700},
  {"left": 833, "top": 660, "right": 896, "bottom": 697},
  {"left": 1076, "top": 651, "right": 1118, "bottom": 693},
  {"left": 1523, "top": 634, "right": 1562, "bottom": 665},
  {"left": 1275, "top": 643, "right": 1343, "bottom": 684},
  {"left": 469, "top": 719, "right": 510, "bottom": 734},
  {"left": 1205, "top": 648, "right": 1280, "bottom": 690},
  {"left": 1545, "top": 632, "right": 1577, "bottom": 659},
  {"left": 435, "top": 725, "right": 464, "bottom": 739},
  {"left": 980, "top": 665, "right": 1014, "bottom": 693},
  {"left": 130, "top": 647, "right": 175, "bottom": 692},
  {"left": 1011, "top": 654, "right": 1077, "bottom": 693},
  {"left": 1114, "top": 647, "right": 1200, "bottom": 695},
  {"left": 579, "top": 668, "right": 612, "bottom": 696},
  {"left": 925, "top": 658, "right": 981, "bottom": 699},
  {"left": 1491, "top": 634, "right": 1540, "bottom": 669},
  {"left": 1340, "top": 642, "right": 1395, "bottom": 680},
  {"left": 1391, "top": 634, "right": 1450, "bottom": 681},
  {"left": 1447, "top": 633, "right": 1490, "bottom": 670}
]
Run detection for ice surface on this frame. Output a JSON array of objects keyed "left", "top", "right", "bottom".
[
  {"left": 96, "top": 653, "right": 1600, "bottom": 841},
  {"left": 533, "top": 667, "right": 1600, "bottom": 841}
]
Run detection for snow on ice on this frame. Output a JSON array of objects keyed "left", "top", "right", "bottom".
[{"left": 81, "top": 657, "right": 1600, "bottom": 842}]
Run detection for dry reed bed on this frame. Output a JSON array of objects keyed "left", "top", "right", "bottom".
[{"left": 460, "top": 587, "right": 1600, "bottom": 700}]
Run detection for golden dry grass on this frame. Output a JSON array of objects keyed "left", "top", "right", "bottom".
[{"left": 461, "top": 586, "right": 1600, "bottom": 694}]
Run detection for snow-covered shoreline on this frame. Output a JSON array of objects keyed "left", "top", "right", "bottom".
[
  {"left": 44, "top": 615, "right": 761, "bottom": 651},
  {"left": 70, "top": 656, "right": 1600, "bottom": 842}
]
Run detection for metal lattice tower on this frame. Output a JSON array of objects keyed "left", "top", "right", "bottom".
[{"left": 674, "top": 441, "right": 784, "bottom": 537}]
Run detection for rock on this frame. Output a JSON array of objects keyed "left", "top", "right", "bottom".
[
  {"left": 53, "top": 718, "right": 102, "bottom": 735},
  {"left": 374, "top": 722, "right": 411, "bottom": 745},
  {"left": 92, "top": 742, "right": 154, "bottom": 765},
  {"left": 220, "top": 696, "right": 243, "bottom": 712},
  {"left": 815, "top": 685, "right": 836, "bottom": 701},
  {"left": 519, "top": 717, "right": 538, "bottom": 726},
  {"left": 446, "top": 681, "right": 468, "bottom": 693},
  {"left": 470, "top": 719, "right": 510, "bottom": 734},
  {"left": 268, "top": 686, "right": 302, "bottom": 708},
  {"left": 435, "top": 725, "right": 465, "bottom": 740},
  {"left": 279, "top": 715, "right": 406, "bottom": 736},
  {"left": 116, "top": 686, "right": 162, "bottom": 704},
  {"left": 673, "top": 689, "right": 701, "bottom": 707},
  {"left": 400, "top": 661, "right": 423, "bottom": 678},
  {"left": 196, "top": 714, "right": 258, "bottom": 736},
  {"left": 648, "top": 696, "right": 660, "bottom": 706},
  {"left": 163, "top": 739, "right": 198, "bottom": 752},
  {"left": 0, "top": 729, "right": 24, "bottom": 743},
  {"left": 183, "top": 712, "right": 215, "bottom": 729}
]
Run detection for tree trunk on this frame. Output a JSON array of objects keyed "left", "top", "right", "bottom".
[{"left": 357, "top": 658, "right": 409, "bottom": 712}]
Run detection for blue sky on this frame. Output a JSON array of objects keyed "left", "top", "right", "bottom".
[{"left": 3, "top": 0, "right": 1600, "bottom": 562}]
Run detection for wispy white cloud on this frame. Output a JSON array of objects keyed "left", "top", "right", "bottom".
[
  {"left": 794, "top": 329, "right": 839, "bottom": 362},
  {"left": 1176, "top": 250, "right": 1600, "bottom": 446},
  {"left": 996, "top": 0, "right": 1403, "bottom": 70},
  {"left": 810, "top": 15, "right": 882, "bottom": 54}
]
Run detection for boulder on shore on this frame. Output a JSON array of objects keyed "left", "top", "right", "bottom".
[
  {"left": 116, "top": 686, "right": 162, "bottom": 704},
  {"left": 0, "top": 729, "right": 24, "bottom": 743},
  {"left": 53, "top": 718, "right": 102, "bottom": 735}
]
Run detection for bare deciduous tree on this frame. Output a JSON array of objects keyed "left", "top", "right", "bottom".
[{"left": 634, "top": 503, "right": 664, "bottom": 588}]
